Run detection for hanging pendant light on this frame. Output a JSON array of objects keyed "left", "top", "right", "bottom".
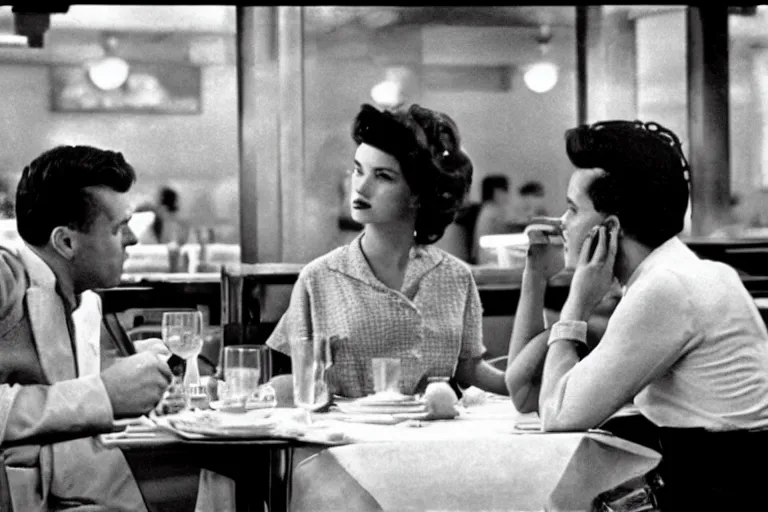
[
  {"left": 370, "top": 66, "right": 414, "bottom": 112},
  {"left": 523, "top": 25, "right": 559, "bottom": 94},
  {"left": 88, "top": 35, "right": 130, "bottom": 91}
]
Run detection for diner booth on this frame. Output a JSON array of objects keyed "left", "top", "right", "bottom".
[{"left": 1, "top": 5, "right": 768, "bottom": 512}]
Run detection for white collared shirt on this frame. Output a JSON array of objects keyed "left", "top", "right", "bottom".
[
  {"left": 19, "top": 244, "right": 102, "bottom": 377},
  {"left": 549, "top": 236, "right": 768, "bottom": 431}
]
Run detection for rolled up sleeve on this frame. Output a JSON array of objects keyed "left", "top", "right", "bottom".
[
  {"left": 459, "top": 276, "right": 486, "bottom": 360},
  {"left": 540, "top": 272, "right": 695, "bottom": 431},
  {"left": 266, "top": 271, "right": 313, "bottom": 357}
]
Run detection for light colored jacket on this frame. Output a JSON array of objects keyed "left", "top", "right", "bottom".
[{"left": 0, "top": 244, "right": 147, "bottom": 511}]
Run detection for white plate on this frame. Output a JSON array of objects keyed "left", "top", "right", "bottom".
[
  {"left": 165, "top": 410, "right": 276, "bottom": 438},
  {"left": 335, "top": 402, "right": 427, "bottom": 415},
  {"left": 209, "top": 400, "right": 276, "bottom": 413},
  {"left": 354, "top": 392, "right": 424, "bottom": 406}
]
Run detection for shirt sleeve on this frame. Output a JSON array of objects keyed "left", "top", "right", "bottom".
[
  {"left": 540, "top": 270, "right": 696, "bottom": 430},
  {"left": 1, "top": 376, "right": 114, "bottom": 444},
  {"left": 459, "top": 274, "right": 487, "bottom": 360},
  {"left": 265, "top": 269, "right": 313, "bottom": 357}
]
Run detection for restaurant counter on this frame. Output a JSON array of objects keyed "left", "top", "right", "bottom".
[
  {"left": 98, "top": 266, "right": 576, "bottom": 323},
  {"left": 99, "top": 262, "right": 768, "bottom": 321}
]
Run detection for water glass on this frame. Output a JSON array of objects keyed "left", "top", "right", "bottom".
[
  {"left": 290, "top": 336, "right": 330, "bottom": 423},
  {"left": 223, "top": 345, "right": 273, "bottom": 408},
  {"left": 371, "top": 357, "right": 402, "bottom": 394},
  {"left": 162, "top": 311, "right": 204, "bottom": 406}
]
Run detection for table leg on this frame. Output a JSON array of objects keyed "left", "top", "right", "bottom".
[
  {"left": 235, "top": 479, "right": 265, "bottom": 512},
  {"left": 266, "top": 447, "right": 294, "bottom": 512},
  {"left": 234, "top": 446, "right": 294, "bottom": 512}
]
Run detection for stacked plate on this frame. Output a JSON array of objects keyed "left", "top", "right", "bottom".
[
  {"left": 162, "top": 409, "right": 276, "bottom": 438},
  {"left": 335, "top": 392, "right": 427, "bottom": 416}
]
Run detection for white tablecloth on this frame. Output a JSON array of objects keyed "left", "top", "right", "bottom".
[{"left": 290, "top": 402, "right": 661, "bottom": 512}]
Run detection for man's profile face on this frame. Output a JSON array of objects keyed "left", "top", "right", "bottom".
[
  {"left": 71, "top": 186, "right": 137, "bottom": 290},
  {"left": 561, "top": 169, "right": 604, "bottom": 269}
]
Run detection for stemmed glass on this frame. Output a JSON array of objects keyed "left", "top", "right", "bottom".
[{"left": 162, "top": 311, "right": 204, "bottom": 407}]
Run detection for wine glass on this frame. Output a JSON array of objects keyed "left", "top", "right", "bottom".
[
  {"left": 290, "top": 336, "right": 330, "bottom": 424},
  {"left": 162, "top": 311, "right": 204, "bottom": 407}
]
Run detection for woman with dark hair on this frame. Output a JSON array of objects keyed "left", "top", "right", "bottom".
[{"left": 266, "top": 103, "right": 507, "bottom": 397}]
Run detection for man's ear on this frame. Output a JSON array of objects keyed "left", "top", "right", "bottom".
[
  {"left": 603, "top": 214, "right": 624, "bottom": 235},
  {"left": 50, "top": 226, "right": 78, "bottom": 260}
]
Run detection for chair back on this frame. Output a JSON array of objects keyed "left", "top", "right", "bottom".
[{"left": 0, "top": 449, "right": 13, "bottom": 511}]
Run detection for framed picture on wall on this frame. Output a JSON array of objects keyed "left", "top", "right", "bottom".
[{"left": 49, "top": 61, "right": 202, "bottom": 114}]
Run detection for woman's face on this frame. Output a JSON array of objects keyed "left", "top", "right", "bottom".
[
  {"left": 561, "top": 169, "right": 605, "bottom": 269},
  {"left": 349, "top": 143, "right": 417, "bottom": 226}
]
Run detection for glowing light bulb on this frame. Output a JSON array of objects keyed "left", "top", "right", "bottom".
[
  {"left": 523, "top": 62, "right": 559, "bottom": 94},
  {"left": 370, "top": 80, "right": 403, "bottom": 109},
  {"left": 88, "top": 56, "right": 130, "bottom": 91}
]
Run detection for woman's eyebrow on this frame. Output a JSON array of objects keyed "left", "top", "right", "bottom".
[
  {"left": 372, "top": 166, "right": 399, "bottom": 174},
  {"left": 354, "top": 159, "right": 400, "bottom": 175}
]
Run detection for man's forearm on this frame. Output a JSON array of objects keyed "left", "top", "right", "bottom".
[
  {"left": 2, "top": 376, "right": 114, "bottom": 443},
  {"left": 457, "top": 358, "right": 508, "bottom": 395},
  {"left": 505, "top": 330, "right": 549, "bottom": 411},
  {"left": 559, "top": 297, "right": 590, "bottom": 323},
  {"left": 508, "top": 269, "right": 548, "bottom": 357},
  {"left": 539, "top": 340, "right": 582, "bottom": 431}
]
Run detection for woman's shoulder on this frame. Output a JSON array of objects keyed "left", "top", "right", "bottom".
[
  {"left": 299, "top": 244, "right": 351, "bottom": 278},
  {"left": 423, "top": 245, "right": 474, "bottom": 278}
]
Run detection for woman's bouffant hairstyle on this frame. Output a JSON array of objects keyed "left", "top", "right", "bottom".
[
  {"left": 565, "top": 120, "right": 691, "bottom": 249},
  {"left": 352, "top": 103, "right": 473, "bottom": 245}
]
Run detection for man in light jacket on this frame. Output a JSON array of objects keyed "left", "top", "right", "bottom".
[{"left": 0, "top": 145, "right": 172, "bottom": 511}]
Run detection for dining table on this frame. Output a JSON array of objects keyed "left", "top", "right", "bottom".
[{"left": 100, "top": 395, "right": 661, "bottom": 512}]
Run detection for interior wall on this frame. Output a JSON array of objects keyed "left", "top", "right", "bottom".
[
  {"left": 420, "top": 25, "right": 577, "bottom": 221},
  {"left": 299, "top": 23, "right": 578, "bottom": 262},
  {"left": 0, "top": 62, "right": 239, "bottom": 241}
]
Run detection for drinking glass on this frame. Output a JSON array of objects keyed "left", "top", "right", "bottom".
[
  {"left": 223, "top": 345, "right": 274, "bottom": 409},
  {"left": 162, "top": 311, "right": 204, "bottom": 406},
  {"left": 371, "top": 357, "right": 402, "bottom": 394},
  {"left": 290, "top": 336, "right": 330, "bottom": 424}
]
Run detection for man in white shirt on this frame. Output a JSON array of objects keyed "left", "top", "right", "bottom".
[{"left": 539, "top": 120, "right": 768, "bottom": 510}]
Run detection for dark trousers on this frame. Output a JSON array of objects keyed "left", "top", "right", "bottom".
[
  {"left": 656, "top": 427, "right": 768, "bottom": 511},
  {"left": 602, "top": 415, "right": 767, "bottom": 511}
]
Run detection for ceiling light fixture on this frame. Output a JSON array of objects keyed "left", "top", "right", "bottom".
[
  {"left": 88, "top": 35, "right": 130, "bottom": 91},
  {"left": 523, "top": 25, "right": 559, "bottom": 94},
  {"left": 370, "top": 66, "right": 414, "bottom": 111}
]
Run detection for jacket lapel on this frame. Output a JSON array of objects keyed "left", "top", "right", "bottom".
[{"left": 18, "top": 245, "right": 77, "bottom": 383}]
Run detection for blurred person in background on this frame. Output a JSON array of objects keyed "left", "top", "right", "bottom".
[
  {"left": 517, "top": 180, "right": 549, "bottom": 222},
  {"left": 0, "top": 145, "right": 175, "bottom": 511},
  {"left": 267, "top": 103, "right": 508, "bottom": 399},
  {"left": 139, "top": 185, "right": 190, "bottom": 245},
  {"left": 472, "top": 174, "right": 511, "bottom": 263},
  {"left": 0, "top": 176, "right": 15, "bottom": 219}
]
